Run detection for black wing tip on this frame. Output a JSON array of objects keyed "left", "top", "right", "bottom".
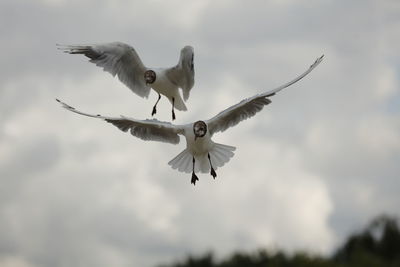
[
  {"left": 55, "top": 98, "right": 75, "bottom": 110},
  {"left": 55, "top": 44, "right": 91, "bottom": 55},
  {"left": 55, "top": 44, "right": 69, "bottom": 52},
  {"left": 182, "top": 45, "right": 194, "bottom": 51},
  {"left": 310, "top": 54, "right": 324, "bottom": 68},
  {"left": 55, "top": 43, "right": 67, "bottom": 48},
  {"left": 264, "top": 92, "right": 276, "bottom": 98}
]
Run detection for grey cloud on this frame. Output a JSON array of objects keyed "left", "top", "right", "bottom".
[
  {"left": 0, "top": 136, "right": 60, "bottom": 202},
  {"left": 0, "top": 0, "right": 400, "bottom": 267},
  {"left": 0, "top": 0, "right": 189, "bottom": 84}
]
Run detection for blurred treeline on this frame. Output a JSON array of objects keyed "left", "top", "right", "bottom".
[{"left": 158, "top": 215, "right": 400, "bottom": 267}]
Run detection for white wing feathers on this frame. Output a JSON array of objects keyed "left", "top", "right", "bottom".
[
  {"left": 207, "top": 55, "right": 324, "bottom": 135},
  {"left": 166, "top": 46, "right": 195, "bottom": 101},
  {"left": 207, "top": 97, "right": 272, "bottom": 135},
  {"left": 58, "top": 42, "right": 151, "bottom": 98},
  {"left": 56, "top": 99, "right": 183, "bottom": 144}
]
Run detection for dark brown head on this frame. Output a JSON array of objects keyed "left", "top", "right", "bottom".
[
  {"left": 144, "top": 70, "right": 156, "bottom": 85},
  {"left": 193, "top": 120, "right": 207, "bottom": 140}
]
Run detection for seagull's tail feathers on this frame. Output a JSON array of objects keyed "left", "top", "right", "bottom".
[
  {"left": 168, "top": 143, "right": 236, "bottom": 174},
  {"left": 168, "top": 149, "right": 193, "bottom": 173},
  {"left": 169, "top": 95, "right": 187, "bottom": 111},
  {"left": 208, "top": 143, "right": 236, "bottom": 171}
]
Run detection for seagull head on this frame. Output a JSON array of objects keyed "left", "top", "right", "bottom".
[
  {"left": 144, "top": 70, "right": 156, "bottom": 85},
  {"left": 193, "top": 120, "right": 207, "bottom": 141}
]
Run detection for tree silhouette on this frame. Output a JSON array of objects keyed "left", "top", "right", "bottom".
[
  {"left": 334, "top": 214, "right": 400, "bottom": 266},
  {"left": 158, "top": 215, "right": 400, "bottom": 267}
]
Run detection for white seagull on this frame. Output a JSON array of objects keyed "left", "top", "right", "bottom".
[
  {"left": 57, "top": 55, "right": 323, "bottom": 185},
  {"left": 58, "top": 42, "right": 194, "bottom": 120}
]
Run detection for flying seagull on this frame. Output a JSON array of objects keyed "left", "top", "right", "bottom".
[
  {"left": 57, "top": 55, "right": 323, "bottom": 185},
  {"left": 58, "top": 42, "right": 194, "bottom": 120}
]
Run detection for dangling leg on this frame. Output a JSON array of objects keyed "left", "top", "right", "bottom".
[
  {"left": 191, "top": 157, "right": 199, "bottom": 185},
  {"left": 208, "top": 153, "right": 217, "bottom": 179},
  {"left": 151, "top": 93, "right": 161, "bottom": 116},
  {"left": 172, "top": 97, "right": 176, "bottom": 120}
]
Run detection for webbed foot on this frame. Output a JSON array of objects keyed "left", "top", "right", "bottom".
[
  {"left": 191, "top": 172, "right": 199, "bottom": 185},
  {"left": 151, "top": 106, "right": 157, "bottom": 116},
  {"left": 210, "top": 167, "right": 217, "bottom": 179}
]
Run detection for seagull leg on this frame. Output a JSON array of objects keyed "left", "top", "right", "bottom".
[
  {"left": 151, "top": 93, "right": 161, "bottom": 116},
  {"left": 172, "top": 97, "right": 176, "bottom": 120},
  {"left": 191, "top": 157, "right": 199, "bottom": 185},
  {"left": 208, "top": 153, "right": 217, "bottom": 179}
]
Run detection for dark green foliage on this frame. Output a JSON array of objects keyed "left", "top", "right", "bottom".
[
  {"left": 334, "top": 215, "right": 400, "bottom": 266},
  {"left": 159, "top": 253, "right": 215, "bottom": 267},
  {"left": 157, "top": 215, "right": 400, "bottom": 267}
]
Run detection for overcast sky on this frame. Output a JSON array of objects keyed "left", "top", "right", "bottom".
[{"left": 1, "top": 0, "right": 399, "bottom": 266}]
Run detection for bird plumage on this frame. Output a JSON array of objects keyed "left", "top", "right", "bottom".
[
  {"left": 58, "top": 42, "right": 195, "bottom": 118},
  {"left": 57, "top": 55, "right": 323, "bottom": 184}
]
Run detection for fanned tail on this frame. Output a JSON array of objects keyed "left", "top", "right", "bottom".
[
  {"left": 168, "top": 143, "right": 236, "bottom": 174},
  {"left": 208, "top": 143, "right": 236, "bottom": 171},
  {"left": 168, "top": 149, "right": 193, "bottom": 173}
]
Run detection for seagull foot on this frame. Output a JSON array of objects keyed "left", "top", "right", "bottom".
[
  {"left": 172, "top": 110, "right": 176, "bottom": 120},
  {"left": 191, "top": 173, "right": 199, "bottom": 185},
  {"left": 210, "top": 167, "right": 217, "bottom": 179},
  {"left": 151, "top": 106, "right": 157, "bottom": 116}
]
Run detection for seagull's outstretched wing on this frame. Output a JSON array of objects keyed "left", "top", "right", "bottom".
[
  {"left": 166, "top": 46, "right": 195, "bottom": 101},
  {"left": 58, "top": 42, "right": 151, "bottom": 98},
  {"left": 56, "top": 99, "right": 183, "bottom": 144},
  {"left": 206, "top": 55, "right": 324, "bottom": 135}
]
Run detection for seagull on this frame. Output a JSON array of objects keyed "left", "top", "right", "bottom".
[
  {"left": 57, "top": 55, "right": 323, "bottom": 185},
  {"left": 57, "top": 42, "right": 194, "bottom": 120}
]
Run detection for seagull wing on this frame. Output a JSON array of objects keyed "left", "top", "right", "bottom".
[
  {"left": 206, "top": 55, "right": 324, "bottom": 135},
  {"left": 166, "top": 46, "right": 195, "bottom": 101},
  {"left": 58, "top": 42, "right": 151, "bottom": 98},
  {"left": 57, "top": 99, "right": 183, "bottom": 144}
]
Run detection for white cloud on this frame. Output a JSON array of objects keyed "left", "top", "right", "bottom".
[
  {"left": 357, "top": 115, "right": 400, "bottom": 157},
  {"left": 374, "top": 65, "right": 398, "bottom": 101}
]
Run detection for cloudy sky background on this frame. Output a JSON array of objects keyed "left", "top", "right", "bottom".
[{"left": 1, "top": 0, "right": 399, "bottom": 266}]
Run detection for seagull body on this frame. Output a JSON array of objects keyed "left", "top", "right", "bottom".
[
  {"left": 57, "top": 55, "right": 323, "bottom": 185},
  {"left": 58, "top": 42, "right": 194, "bottom": 120},
  {"left": 150, "top": 67, "right": 188, "bottom": 113}
]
